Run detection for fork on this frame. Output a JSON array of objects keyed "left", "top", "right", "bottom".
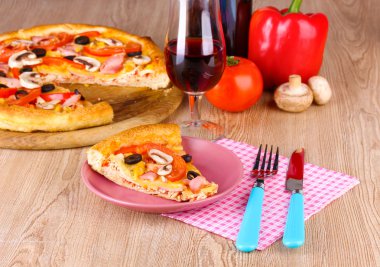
[{"left": 235, "top": 144, "right": 279, "bottom": 252}]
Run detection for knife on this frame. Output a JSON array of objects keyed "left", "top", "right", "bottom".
[{"left": 282, "top": 148, "right": 305, "bottom": 248}]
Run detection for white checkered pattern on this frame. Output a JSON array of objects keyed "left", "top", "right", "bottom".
[{"left": 162, "top": 139, "right": 360, "bottom": 250}]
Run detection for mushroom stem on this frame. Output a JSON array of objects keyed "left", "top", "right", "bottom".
[{"left": 289, "top": 74, "right": 302, "bottom": 89}]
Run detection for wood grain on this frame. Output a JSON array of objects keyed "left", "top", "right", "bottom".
[
  {"left": 0, "top": 86, "right": 183, "bottom": 149},
  {"left": 0, "top": 0, "right": 379, "bottom": 266}
]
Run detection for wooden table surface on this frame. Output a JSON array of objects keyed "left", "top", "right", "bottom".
[{"left": 0, "top": 0, "right": 379, "bottom": 266}]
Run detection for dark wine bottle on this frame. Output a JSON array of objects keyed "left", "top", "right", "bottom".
[{"left": 220, "top": 0, "right": 252, "bottom": 57}]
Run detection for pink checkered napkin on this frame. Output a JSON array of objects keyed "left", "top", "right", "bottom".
[{"left": 162, "top": 138, "right": 360, "bottom": 250}]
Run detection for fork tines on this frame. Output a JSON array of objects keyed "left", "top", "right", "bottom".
[{"left": 252, "top": 144, "right": 279, "bottom": 178}]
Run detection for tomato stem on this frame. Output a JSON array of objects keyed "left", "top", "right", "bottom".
[{"left": 227, "top": 56, "right": 240, "bottom": 67}]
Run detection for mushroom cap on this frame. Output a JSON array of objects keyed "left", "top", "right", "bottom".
[
  {"left": 308, "top": 76, "right": 332, "bottom": 105},
  {"left": 274, "top": 82, "right": 313, "bottom": 113}
]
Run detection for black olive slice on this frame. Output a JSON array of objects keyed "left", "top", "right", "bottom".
[
  {"left": 127, "top": 51, "right": 142, "bottom": 57},
  {"left": 181, "top": 154, "right": 192, "bottom": 163},
  {"left": 19, "top": 67, "right": 33, "bottom": 74},
  {"left": 32, "top": 48, "right": 46, "bottom": 58},
  {"left": 15, "top": 90, "right": 28, "bottom": 99},
  {"left": 75, "top": 36, "right": 90, "bottom": 45},
  {"left": 124, "top": 154, "right": 142, "bottom": 165},
  {"left": 74, "top": 89, "right": 85, "bottom": 100},
  {"left": 41, "top": 84, "right": 55, "bottom": 93},
  {"left": 0, "top": 84, "right": 8, "bottom": 88},
  {"left": 187, "top": 171, "right": 200, "bottom": 180},
  {"left": 0, "top": 71, "right": 6, "bottom": 78},
  {"left": 64, "top": 55, "right": 76, "bottom": 61}
]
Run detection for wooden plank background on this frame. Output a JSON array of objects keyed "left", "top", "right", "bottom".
[{"left": 0, "top": 0, "right": 379, "bottom": 266}]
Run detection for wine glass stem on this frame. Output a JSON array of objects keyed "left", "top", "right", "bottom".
[{"left": 188, "top": 93, "right": 203, "bottom": 124}]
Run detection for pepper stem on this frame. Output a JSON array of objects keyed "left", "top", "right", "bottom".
[{"left": 288, "top": 0, "right": 303, "bottom": 13}]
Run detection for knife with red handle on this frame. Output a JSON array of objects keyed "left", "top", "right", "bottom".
[{"left": 283, "top": 148, "right": 305, "bottom": 248}]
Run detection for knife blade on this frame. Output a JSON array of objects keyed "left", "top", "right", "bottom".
[{"left": 282, "top": 148, "right": 305, "bottom": 248}]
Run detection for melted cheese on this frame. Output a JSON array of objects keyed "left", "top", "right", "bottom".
[
  {"left": 35, "top": 65, "right": 71, "bottom": 76},
  {"left": 46, "top": 50, "right": 62, "bottom": 57}
]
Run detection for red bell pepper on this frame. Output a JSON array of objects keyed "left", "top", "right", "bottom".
[
  {"left": 0, "top": 88, "right": 17, "bottom": 98},
  {"left": 42, "top": 57, "right": 85, "bottom": 69},
  {"left": 40, "top": 92, "right": 75, "bottom": 102},
  {"left": 248, "top": 0, "right": 328, "bottom": 89},
  {"left": 8, "top": 88, "right": 41, "bottom": 106}
]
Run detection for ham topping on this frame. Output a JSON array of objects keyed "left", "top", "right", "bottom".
[
  {"left": 100, "top": 53, "right": 125, "bottom": 74},
  {"left": 189, "top": 176, "right": 209, "bottom": 193},
  {"left": 0, "top": 77, "right": 21, "bottom": 88},
  {"left": 0, "top": 63, "right": 9, "bottom": 74},
  {"left": 146, "top": 163, "right": 161, "bottom": 173},
  {"left": 11, "top": 40, "right": 33, "bottom": 49},
  {"left": 140, "top": 171, "right": 157, "bottom": 181},
  {"left": 32, "top": 36, "right": 54, "bottom": 46},
  {"left": 57, "top": 43, "right": 79, "bottom": 57},
  {"left": 62, "top": 94, "right": 81, "bottom": 107},
  {"left": 158, "top": 186, "right": 184, "bottom": 192}
]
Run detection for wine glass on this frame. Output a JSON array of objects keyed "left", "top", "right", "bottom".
[{"left": 165, "top": 0, "right": 226, "bottom": 140}]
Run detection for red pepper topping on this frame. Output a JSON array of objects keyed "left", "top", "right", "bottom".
[
  {"left": 42, "top": 57, "right": 85, "bottom": 69},
  {"left": 0, "top": 88, "right": 17, "bottom": 98},
  {"left": 8, "top": 88, "right": 41, "bottom": 106}
]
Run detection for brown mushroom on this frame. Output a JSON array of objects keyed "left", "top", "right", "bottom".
[
  {"left": 274, "top": 75, "right": 313, "bottom": 112},
  {"left": 308, "top": 76, "right": 332, "bottom": 105}
]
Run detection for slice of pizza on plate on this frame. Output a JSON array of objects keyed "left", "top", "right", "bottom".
[{"left": 87, "top": 124, "right": 218, "bottom": 202}]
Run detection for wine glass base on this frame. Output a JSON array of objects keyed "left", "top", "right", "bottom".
[{"left": 180, "top": 120, "right": 225, "bottom": 141}]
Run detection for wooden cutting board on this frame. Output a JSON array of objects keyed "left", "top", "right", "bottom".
[{"left": 0, "top": 84, "right": 183, "bottom": 150}]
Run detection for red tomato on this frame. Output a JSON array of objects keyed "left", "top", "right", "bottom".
[
  {"left": 84, "top": 46, "right": 125, "bottom": 56},
  {"left": 42, "top": 57, "right": 85, "bottom": 69},
  {"left": 124, "top": 43, "right": 142, "bottom": 54},
  {"left": 32, "top": 32, "right": 73, "bottom": 51},
  {"left": 40, "top": 92, "right": 75, "bottom": 102},
  {"left": 205, "top": 56, "right": 263, "bottom": 112},
  {"left": 77, "top": 31, "right": 101, "bottom": 38},
  {"left": 115, "top": 143, "right": 187, "bottom": 182},
  {"left": 0, "top": 41, "right": 26, "bottom": 63}
]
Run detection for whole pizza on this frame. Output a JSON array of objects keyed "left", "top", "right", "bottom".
[{"left": 0, "top": 24, "right": 171, "bottom": 132}]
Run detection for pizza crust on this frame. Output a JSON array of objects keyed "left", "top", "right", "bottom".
[
  {"left": 101, "top": 160, "right": 218, "bottom": 202},
  {"left": 0, "top": 101, "right": 113, "bottom": 132},
  {"left": 0, "top": 23, "right": 171, "bottom": 89},
  {"left": 88, "top": 124, "right": 183, "bottom": 171}
]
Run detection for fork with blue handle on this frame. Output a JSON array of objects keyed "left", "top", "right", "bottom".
[{"left": 235, "top": 144, "right": 279, "bottom": 252}]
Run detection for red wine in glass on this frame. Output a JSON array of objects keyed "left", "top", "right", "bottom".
[
  {"left": 165, "top": 0, "right": 226, "bottom": 140},
  {"left": 165, "top": 38, "right": 225, "bottom": 93}
]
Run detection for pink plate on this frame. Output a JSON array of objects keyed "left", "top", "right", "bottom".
[{"left": 81, "top": 136, "right": 243, "bottom": 213}]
